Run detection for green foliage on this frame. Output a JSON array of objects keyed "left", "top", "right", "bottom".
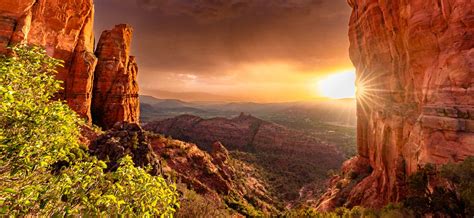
[
  {"left": 284, "top": 158, "right": 474, "bottom": 218},
  {"left": 440, "top": 156, "right": 474, "bottom": 215},
  {"left": 224, "top": 194, "right": 264, "bottom": 217},
  {"left": 175, "top": 184, "right": 232, "bottom": 218},
  {"left": 0, "top": 45, "right": 179, "bottom": 216},
  {"left": 403, "top": 158, "right": 474, "bottom": 217},
  {"left": 282, "top": 205, "right": 412, "bottom": 218}
]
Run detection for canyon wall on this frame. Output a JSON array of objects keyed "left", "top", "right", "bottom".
[
  {"left": 0, "top": 0, "right": 97, "bottom": 120},
  {"left": 318, "top": 0, "right": 473, "bottom": 210},
  {"left": 0, "top": 0, "right": 139, "bottom": 128}
]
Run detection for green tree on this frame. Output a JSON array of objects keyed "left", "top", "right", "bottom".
[
  {"left": 403, "top": 159, "right": 474, "bottom": 217},
  {"left": 0, "top": 45, "right": 179, "bottom": 216},
  {"left": 440, "top": 156, "right": 474, "bottom": 216}
]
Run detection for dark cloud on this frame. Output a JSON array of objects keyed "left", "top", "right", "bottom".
[
  {"left": 94, "top": 0, "right": 353, "bottom": 101},
  {"left": 135, "top": 0, "right": 324, "bottom": 21}
]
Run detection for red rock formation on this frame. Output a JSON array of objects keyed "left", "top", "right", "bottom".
[
  {"left": 210, "top": 141, "right": 230, "bottom": 166},
  {"left": 0, "top": 0, "right": 35, "bottom": 52},
  {"left": 92, "top": 24, "right": 140, "bottom": 129},
  {"left": 317, "top": 0, "right": 473, "bottom": 210},
  {"left": 0, "top": 1, "right": 140, "bottom": 128},
  {"left": 0, "top": 0, "right": 97, "bottom": 121},
  {"left": 148, "top": 135, "right": 277, "bottom": 214},
  {"left": 144, "top": 114, "right": 345, "bottom": 202}
]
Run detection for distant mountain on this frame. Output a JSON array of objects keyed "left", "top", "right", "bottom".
[
  {"left": 139, "top": 95, "right": 357, "bottom": 127},
  {"left": 140, "top": 95, "right": 195, "bottom": 108},
  {"left": 140, "top": 96, "right": 211, "bottom": 122},
  {"left": 144, "top": 114, "right": 345, "bottom": 203},
  {"left": 154, "top": 99, "right": 194, "bottom": 109},
  {"left": 139, "top": 95, "right": 163, "bottom": 105},
  {"left": 141, "top": 89, "right": 240, "bottom": 102}
]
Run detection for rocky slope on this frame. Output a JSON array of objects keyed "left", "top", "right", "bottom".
[
  {"left": 0, "top": 0, "right": 139, "bottom": 128},
  {"left": 144, "top": 114, "right": 345, "bottom": 203},
  {"left": 317, "top": 0, "right": 473, "bottom": 210},
  {"left": 89, "top": 122, "right": 277, "bottom": 216}
]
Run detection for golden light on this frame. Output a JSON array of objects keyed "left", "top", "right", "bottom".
[{"left": 317, "top": 71, "right": 356, "bottom": 99}]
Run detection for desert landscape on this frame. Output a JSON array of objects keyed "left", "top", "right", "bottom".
[{"left": 0, "top": 0, "right": 472, "bottom": 217}]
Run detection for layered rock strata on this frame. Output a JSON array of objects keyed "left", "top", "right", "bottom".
[
  {"left": 0, "top": 0, "right": 140, "bottom": 128},
  {"left": 92, "top": 24, "right": 140, "bottom": 129},
  {"left": 317, "top": 0, "right": 473, "bottom": 210},
  {"left": 0, "top": 0, "right": 97, "bottom": 121}
]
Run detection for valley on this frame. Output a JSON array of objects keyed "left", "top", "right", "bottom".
[
  {"left": 141, "top": 98, "right": 357, "bottom": 207},
  {"left": 140, "top": 95, "right": 357, "bottom": 158},
  {"left": 1, "top": 0, "right": 471, "bottom": 216}
]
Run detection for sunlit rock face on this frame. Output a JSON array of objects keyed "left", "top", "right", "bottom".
[
  {"left": 318, "top": 0, "right": 473, "bottom": 210},
  {"left": 0, "top": 0, "right": 140, "bottom": 128},
  {"left": 92, "top": 24, "right": 140, "bottom": 130},
  {"left": 0, "top": 0, "right": 97, "bottom": 121}
]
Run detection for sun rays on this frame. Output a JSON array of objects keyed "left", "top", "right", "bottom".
[
  {"left": 317, "top": 70, "right": 357, "bottom": 99},
  {"left": 355, "top": 70, "right": 392, "bottom": 118}
]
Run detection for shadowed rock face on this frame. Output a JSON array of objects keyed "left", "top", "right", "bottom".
[
  {"left": 90, "top": 122, "right": 161, "bottom": 175},
  {"left": 0, "top": 0, "right": 140, "bottom": 128},
  {"left": 0, "top": 0, "right": 97, "bottom": 121},
  {"left": 92, "top": 24, "right": 140, "bottom": 130},
  {"left": 317, "top": 0, "right": 473, "bottom": 210}
]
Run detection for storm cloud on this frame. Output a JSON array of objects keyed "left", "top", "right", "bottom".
[
  {"left": 94, "top": 0, "right": 353, "bottom": 101},
  {"left": 135, "top": 0, "right": 323, "bottom": 19}
]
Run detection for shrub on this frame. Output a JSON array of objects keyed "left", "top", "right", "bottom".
[
  {"left": 440, "top": 156, "right": 474, "bottom": 215},
  {"left": 224, "top": 194, "right": 264, "bottom": 217},
  {"left": 0, "top": 45, "right": 179, "bottom": 216},
  {"left": 403, "top": 158, "right": 474, "bottom": 217},
  {"left": 175, "top": 184, "right": 232, "bottom": 218}
]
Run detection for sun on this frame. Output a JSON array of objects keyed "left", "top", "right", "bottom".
[{"left": 317, "top": 71, "right": 356, "bottom": 99}]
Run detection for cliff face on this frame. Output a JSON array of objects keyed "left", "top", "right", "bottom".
[
  {"left": 0, "top": 0, "right": 97, "bottom": 120},
  {"left": 92, "top": 24, "right": 140, "bottom": 130},
  {"left": 318, "top": 0, "right": 473, "bottom": 210},
  {"left": 0, "top": 0, "right": 139, "bottom": 128}
]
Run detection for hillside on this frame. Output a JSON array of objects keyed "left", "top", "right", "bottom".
[
  {"left": 144, "top": 114, "right": 346, "bottom": 204},
  {"left": 1, "top": 0, "right": 472, "bottom": 216},
  {"left": 89, "top": 122, "right": 278, "bottom": 216}
]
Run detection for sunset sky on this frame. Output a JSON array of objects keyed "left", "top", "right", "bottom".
[{"left": 94, "top": 0, "right": 354, "bottom": 102}]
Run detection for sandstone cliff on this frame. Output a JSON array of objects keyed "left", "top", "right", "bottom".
[
  {"left": 317, "top": 0, "right": 473, "bottom": 210},
  {"left": 92, "top": 24, "right": 140, "bottom": 129},
  {"left": 0, "top": 0, "right": 139, "bottom": 128},
  {"left": 0, "top": 0, "right": 97, "bottom": 121}
]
